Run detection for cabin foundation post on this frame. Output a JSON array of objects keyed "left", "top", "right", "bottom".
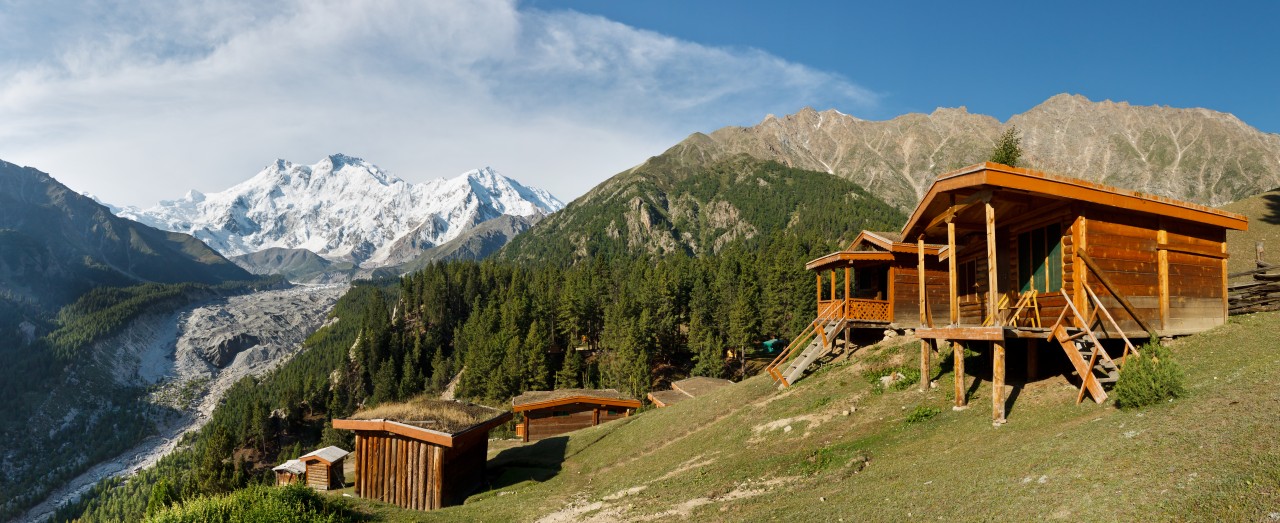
[
  {"left": 993, "top": 340, "right": 1006, "bottom": 424},
  {"left": 952, "top": 341, "right": 967, "bottom": 409},
  {"left": 918, "top": 236, "right": 929, "bottom": 391}
]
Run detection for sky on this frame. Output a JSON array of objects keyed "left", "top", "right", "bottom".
[{"left": 1, "top": 1, "right": 1276, "bottom": 207}]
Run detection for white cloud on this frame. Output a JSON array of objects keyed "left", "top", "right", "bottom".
[{"left": 0, "top": 0, "right": 876, "bottom": 207}]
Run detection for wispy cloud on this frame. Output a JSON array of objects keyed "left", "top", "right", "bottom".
[{"left": 0, "top": 0, "right": 876, "bottom": 206}]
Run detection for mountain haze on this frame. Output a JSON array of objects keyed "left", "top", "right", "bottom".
[{"left": 0, "top": 160, "right": 250, "bottom": 308}]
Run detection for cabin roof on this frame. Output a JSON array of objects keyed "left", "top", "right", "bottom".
[
  {"left": 333, "top": 400, "right": 512, "bottom": 448},
  {"left": 511, "top": 388, "right": 641, "bottom": 411},
  {"left": 299, "top": 446, "right": 349, "bottom": 465},
  {"left": 272, "top": 459, "right": 305, "bottom": 474},
  {"left": 647, "top": 389, "right": 689, "bottom": 407},
  {"left": 901, "top": 162, "right": 1249, "bottom": 240}
]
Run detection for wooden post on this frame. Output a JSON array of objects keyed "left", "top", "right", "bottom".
[
  {"left": 986, "top": 201, "right": 999, "bottom": 327},
  {"left": 845, "top": 266, "right": 851, "bottom": 314},
  {"left": 952, "top": 341, "right": 967, "bottom": 409},
  {"left": 1026, "top": 338, "right": 1039, "bottom": 380},
  {"left": 1158, "top": 221, "right": 1169, "bottom": 331},
  {"left": 355, "top": 434, "right": 363, "bottom": 497},
  {"left": 948, "top": 218, "right": 958, "bottom": 325},
  {"left": 993, "top": 340, "right": 1006, "bottom": 424},
  {"left": 830, "top": 269, "right": 836, "bottom": 305},
  {"left": 1258, "top": 241, "right": 1266, "bottom": 266},
  {"left": 919, "top": 236, "right": 929, "bottom": 391},
  {"left": 816, "top": 272, "right": 822, "bottom": 311}
]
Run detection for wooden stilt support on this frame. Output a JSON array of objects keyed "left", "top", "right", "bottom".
[
  {"left": 952, "top": 341, "right": 967, "bottom": 409},
  {"left": 993, "top": 340, "right": 1006, "bottom": 425},
  {"left": 918, "top": 235, "right": 929, "bottom": 391}
]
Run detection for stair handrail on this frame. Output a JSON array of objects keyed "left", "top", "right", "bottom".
[
  {"left": 765, "top": 300, "right": 844, "bottom": 384},
  {"left": 1057, "top": 289, "right": 1117, "bottom": 403},
  {"left": 1081, "top": 284, "right": 1138, "bottom": 365}
]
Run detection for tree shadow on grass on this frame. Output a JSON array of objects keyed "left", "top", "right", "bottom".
[
  {"left": 1263, "top": 193, "right": 1280, "bottom": 225},
  {"left": 485, "top": 436, "right": 569, "bottom": 491}
]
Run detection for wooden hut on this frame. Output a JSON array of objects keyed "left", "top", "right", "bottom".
[
  {"left": 332, "top": 398, "right": 511, "bottom": 511},
  {"left": 511, "top": 389, "right": 640, "bottom": 442},
  {"left": 767, "top": 231, "right": 948, "bottom": 387},
  {"left": 298, "top": 446, "right": 349, "bottom": 491},
  {"left": 272, "top": 459, "right": 305, "bottom": 486},
  {"left": 647, "top": 377, "right": 734, "bottom": 408},
  {"left": 770, "top": 162, "right": 1249, "bottom": 423}
]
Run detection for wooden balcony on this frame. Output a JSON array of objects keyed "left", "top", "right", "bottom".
[{"left": 818, "top": 298, "right": 892, "bottom": 323}]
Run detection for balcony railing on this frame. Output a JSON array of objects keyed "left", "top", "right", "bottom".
[{"left": 817, "top": 298, "right": 892, "bottom": 323}]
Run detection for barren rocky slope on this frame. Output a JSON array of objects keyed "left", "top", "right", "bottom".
[
  {"left": 699, "top": 94, "right": 1280, "bottom": 209},
  {"left": 15, "top": 284, "right": 344, "bottom": 523}
]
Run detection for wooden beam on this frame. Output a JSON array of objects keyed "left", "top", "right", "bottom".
[
  {"left": 986, "top": 202, "right": 1000, "bottom": 327},
  {"left": 1157, "top": 242, "right": 1229, "bottom": 259},
  {"left": 948, "top": 216, "right": 958, "bottom": 325},
  {"left": 993, "top": 340, "right": 1006, "bottom": 425},
  {"left": 916, "top": 326, "right": 1005, "bottom": 340},
  {"left": 924, "top": 189, "right": 993, "bottom": 231},
  {"left": 918, "top": 236, "right": 927, "bottom": 326},
  {"left": 844, "top": 267, "right": 851, "bottom": 304},
  {"left": 918, "top": 235, "right": 929, "bottom": 392},
  {"left": 952, "top": 341, "right": 967, "bottom": 410},
  {"left": 1078, "top": 252, "right": 1160, "bottom": 339},
  {"left": 920, "top": 339, "right": 931, "bottom": 392}
]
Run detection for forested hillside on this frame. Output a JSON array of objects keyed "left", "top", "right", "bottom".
[{"left": 59, "top": 160, "right": 906, "bottom": 522}]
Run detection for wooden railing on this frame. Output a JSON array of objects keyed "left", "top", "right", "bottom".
[
  {"left": 766, "top": 300, "right": 844, "bottom": 384},
  {"left": 818, "top": 298, "right": 892, "bottom": 323}
]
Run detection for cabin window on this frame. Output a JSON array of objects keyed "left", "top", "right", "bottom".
[
  {"left": 1018, "top": 223, "right": 1063, "bottom": 293},
  {"left": 553, "top": 410, "right": 570, "bottom": 417},
  {"left": 606, "top": 409, "right": 620, "bottom": 416}
]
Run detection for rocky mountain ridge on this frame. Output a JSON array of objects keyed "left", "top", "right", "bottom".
[{"left": 697, "top": 94, "right": 1280, "bottom": 209}]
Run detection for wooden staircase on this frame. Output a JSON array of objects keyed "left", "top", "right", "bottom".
[
  {"left": 765, "top": 301, "right": 847, "bottom": 388},
  {"left": 1048, "top": 287, "right": 1137, "bottom": 403}
]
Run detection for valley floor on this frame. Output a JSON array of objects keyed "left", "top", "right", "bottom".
[
  {"left": 17, "top": 284, "right": 346, "bottom": 523},
  {"left": 352, "top": 312, "right": 1280, "bottom": 522}
]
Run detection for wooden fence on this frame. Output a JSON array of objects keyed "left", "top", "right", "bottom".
[{"left": 1228, "top": 242, "right": 1280, "bottom": 315}]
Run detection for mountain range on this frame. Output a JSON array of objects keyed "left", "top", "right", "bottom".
[
  {"left": 119, "top": 154, "right": 564, "bottom": 269},
  {"left": 499, "top": 94, "right": 1280, "bottom": 263}
]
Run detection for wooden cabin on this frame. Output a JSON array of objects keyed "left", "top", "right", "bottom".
[
  {"left": 332, "top": 398, "right": 512, "bottom": 511},
  {"left": 767, "top": 232, "right": 948, "bottom": 387},
  {"left": 770, "top": 162, "right": 1248, "bottom": 423},
  {"left": 511, "top": 389, "right": 640, "bottom": 442},
  {"left": 272, "top": 459, "right": 305, "bottom": 486},
  {"left": 298, "top": 446, "right": 349, "bottom": 491},
  {"left": 647, "top": 377, "right": 733, "bottom": 408}
]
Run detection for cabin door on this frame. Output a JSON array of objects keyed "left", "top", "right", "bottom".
[{"left": 855, "top": 265, "right": 889, "bottom": 300}]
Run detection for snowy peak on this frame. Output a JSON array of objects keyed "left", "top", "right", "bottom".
[{"left": 119, "top": 155, "right": 563, "bottom": 267}]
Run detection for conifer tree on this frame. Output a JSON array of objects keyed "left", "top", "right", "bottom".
[{"left": 990, "top": 126, "right": 1023, "bottom": 167}]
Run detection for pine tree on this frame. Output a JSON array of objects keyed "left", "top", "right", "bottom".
[{"left": 990, "top": 126, "right": 1023, "bottom": 167}]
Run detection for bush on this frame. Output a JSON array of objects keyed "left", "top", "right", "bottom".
[
  {"left": 1113, "top": 342, "right": 1186, "bottom": 410},
  {"left": 145, "top": 484, "right": 356, "bottom": 523},
  {"left": 905, "top": 405, "right": 941, "bottom": 423}
]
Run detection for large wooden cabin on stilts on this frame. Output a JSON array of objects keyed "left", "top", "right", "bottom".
[{"left": 768, "top": 162, "right": 1248, "bottom": 424}]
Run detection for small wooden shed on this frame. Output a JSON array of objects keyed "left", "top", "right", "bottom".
[
  {"left": 332, "top": 398, "right": 511, "bottom": 511},
  {"left": 272, "top": 459, "right": 305, "bottom": 486},
  {"left": 298, "top": 446, "right": 349, "bottom": 491},
  {"left": 647, "top": 377, "right": 734, "bottom": 408},
  {"left": 511, "top": 389, "right": 640, "bottom": 442}
]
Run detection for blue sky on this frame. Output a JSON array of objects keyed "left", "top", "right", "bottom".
[
  {"left": 0, "top": 1, "right": 1274, "bottom": 207},
  {"left": 531, "top": 1, "right": 1280, "bottom": 129}
]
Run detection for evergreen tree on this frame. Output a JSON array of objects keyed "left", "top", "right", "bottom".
[{"left": 990, "top": 126, "right": 1023, "bottom": 167}]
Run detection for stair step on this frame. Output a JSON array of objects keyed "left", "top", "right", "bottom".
[{"left": 1096, "top": 376, "right": 1118, "bottom": 384}]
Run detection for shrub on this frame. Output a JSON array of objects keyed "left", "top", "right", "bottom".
[
  {"left": 1113, "top": 342, "right": 1186, "bottom": 410},
  {"left": 905, "top": 405, "right": 941, "bottom": 423},
  {"left": 145, "top": 483, "right": 356, "bottom": 523}
]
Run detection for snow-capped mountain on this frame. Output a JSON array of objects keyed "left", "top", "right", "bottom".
[{"left": 119, "top": 154, "right": 564, "bottom": 266}]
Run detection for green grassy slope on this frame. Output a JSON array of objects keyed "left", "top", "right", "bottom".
[{"left": 355, "top": 312, "right": 1280, "bottom": 522}]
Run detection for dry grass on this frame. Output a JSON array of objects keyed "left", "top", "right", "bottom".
[
  {"left": 512, "top": 388, "right": 635, "bottom": 407},
  {"left": 350, "top": 395, "right": 501, "bottom": 434}
]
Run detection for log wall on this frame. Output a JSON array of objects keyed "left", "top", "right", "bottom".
[
  {"left": 891, "top": 254, "right": 950, "bottom": 326},
  {"left": 525, "top": 402, "right": 629, "bottom": 441},
  {"left": 354, "top": 432, "right": 447, "bottom": 510}
]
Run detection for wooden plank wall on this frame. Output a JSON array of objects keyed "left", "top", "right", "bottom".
[
  {"left": 526, "top": 404, "right": 598, "bottom": 441},
  {"left": 355, "top": 431, "right": 444, "bottom": 511},
  {"left": 440, "top": 432, "right": 489, "bottom": 506},
  {"left": 892, "top": 254, "right": 950, "bottom": 326},
  {"left": 305, "top": 462, "right": 329, "bottom": 491},
  {"left": 1080, "top": 211, "right": 1162, "bottom": 334},
  {"left": 1163, "top": 221, "right": 1227, "bottom": 332}
]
